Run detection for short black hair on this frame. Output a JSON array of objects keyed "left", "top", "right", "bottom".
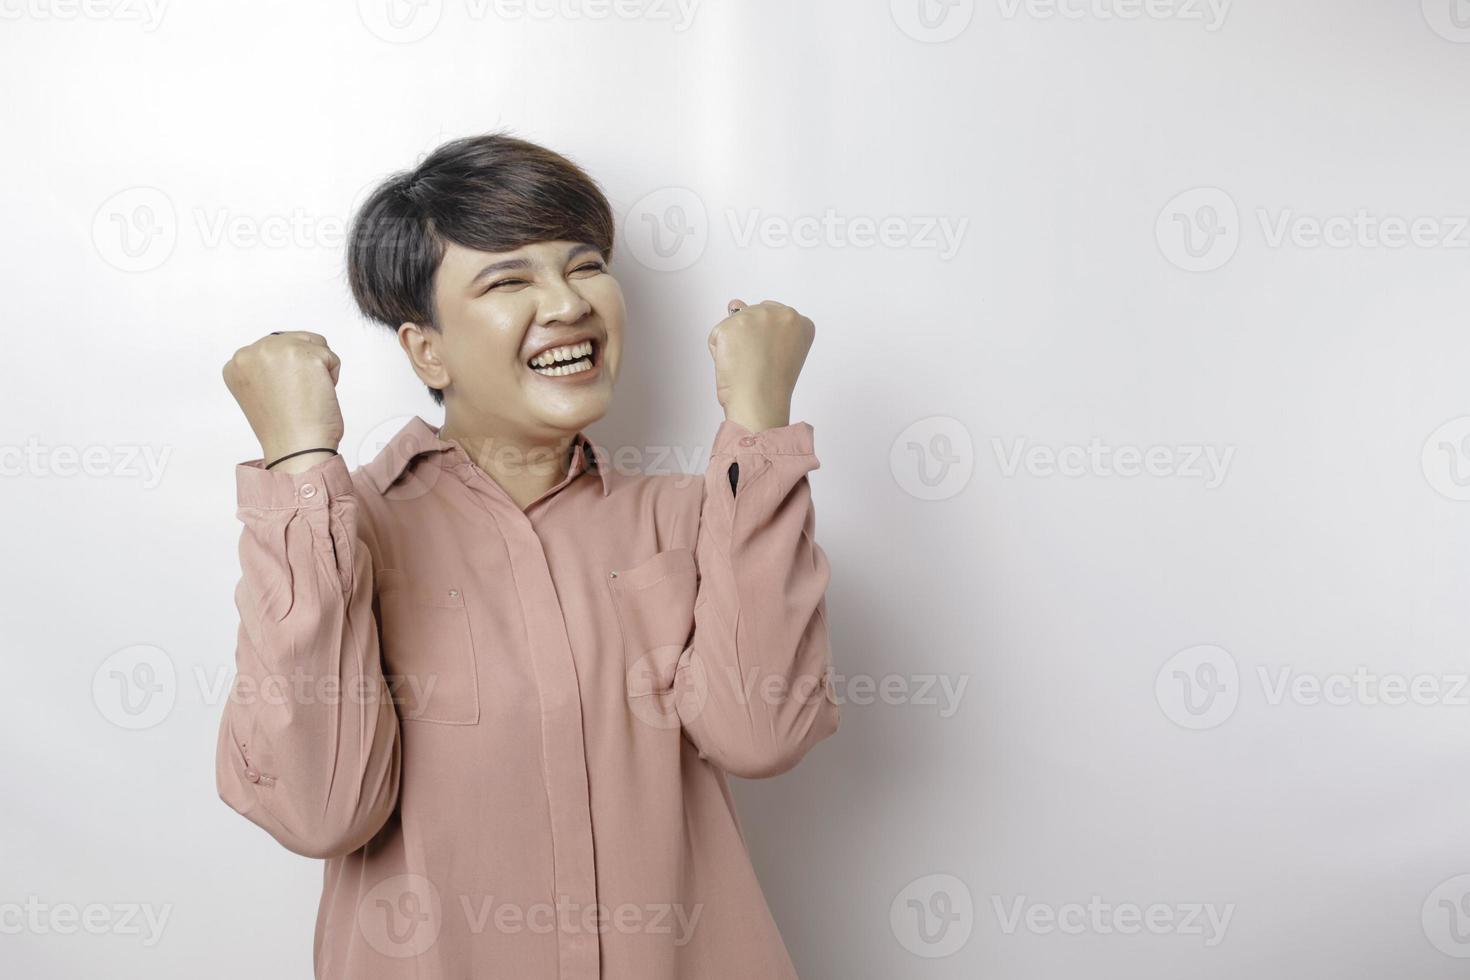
[{"left": 347, "top": 131, "right": 616, "bottom": 406}]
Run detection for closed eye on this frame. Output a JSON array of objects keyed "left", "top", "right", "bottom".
[{"left": 484, "top": 262, "right": 605, "bottom": 293}]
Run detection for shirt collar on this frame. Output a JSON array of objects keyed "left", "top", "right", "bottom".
[{"left": 364, "top": 415, "right": 612, "bottom": 498}]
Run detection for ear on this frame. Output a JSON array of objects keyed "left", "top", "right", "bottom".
[{"left": 398, "top": 321, "right": 450, "bottom": 395}]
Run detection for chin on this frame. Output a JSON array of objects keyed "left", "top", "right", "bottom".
[{"left": 530, "top": 395, "right": 610, "bottom": 433}]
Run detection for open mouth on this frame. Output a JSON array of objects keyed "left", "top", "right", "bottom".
[{"left": 527, "top": 338, "right": 599, "bottom": 378}]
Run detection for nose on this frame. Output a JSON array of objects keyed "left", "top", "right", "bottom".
[{"left": 537, "top": 277, "right": 593, "bottom": 326}]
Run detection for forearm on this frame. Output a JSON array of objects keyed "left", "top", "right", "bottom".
[
  {"left": 215, "top": 454, "right": 401, "bottom": 858},
  {"left": 676, "top": 420, "right": 840, "bottom": 778}
]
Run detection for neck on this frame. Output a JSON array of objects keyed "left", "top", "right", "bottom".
[{"left": 437, "top": 415, "right": 579, "bottom": 511}]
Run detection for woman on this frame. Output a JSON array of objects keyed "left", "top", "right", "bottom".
[{"left": 215, "top": 132, "right": 840, "bottom": 979}]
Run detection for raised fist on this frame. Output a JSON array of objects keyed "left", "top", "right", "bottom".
[
  {"left": 708, "top": 299, "right": 814, "bottom": 432},
  {"left": 223, "top": 331, "right": 344, "bottom": 471}
]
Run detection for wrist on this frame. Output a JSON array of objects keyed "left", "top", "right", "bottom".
[
  {"left": 723, "top": 400, "right": 791, "bottom": 434},
  {"left": 262, "top": 445, "right": 339, "bottom": 473}
]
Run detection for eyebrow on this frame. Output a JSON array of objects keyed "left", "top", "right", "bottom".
[{"left": 468, "top": 243, "right": 602, "bottom": 288}]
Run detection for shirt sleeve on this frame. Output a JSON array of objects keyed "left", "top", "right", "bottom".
[
  {"left": 214, "top": 453, "right": 402, "bottom": 859},
  {"left": 676, "top": 420, "right": 841, "bottom": 778}
]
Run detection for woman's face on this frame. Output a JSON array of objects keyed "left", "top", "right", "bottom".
[{"left": 405, "top": 238, "right": 623, "bottom": 440}]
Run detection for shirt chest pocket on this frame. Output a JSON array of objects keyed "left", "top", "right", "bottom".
[
  {"left": 608, "top": 547, "right": 699, "bottom": 698},
  {"left": 376, "top": 568, "right": 481, "bottom": 725}
]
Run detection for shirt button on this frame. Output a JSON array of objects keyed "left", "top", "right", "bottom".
[
  {"left": 739, "top": 436, "right": 757, "bottom": 447},
  {"left": 244, "top": 768, "right": 260, "bottom": 783},
  {"left": 300, "top": 483, "right": 318, "bottom": 499}
]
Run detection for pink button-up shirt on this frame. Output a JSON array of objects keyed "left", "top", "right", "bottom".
[{"left": 214, "top": 415, "right": 840, "bottom": 979}]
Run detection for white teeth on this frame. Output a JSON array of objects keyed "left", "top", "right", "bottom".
[
  {"left": 529, "top": 340, "right": 593, "bottom": 368},
  {"left": 529, "top": 339, "right": 596, "bottom": 377},
  {"left": 531, "top": 359, "right": 594, "bottom": 378}
]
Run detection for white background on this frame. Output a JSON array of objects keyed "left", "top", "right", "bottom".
[{"left": 3, "top": 0, "right": 1470, "bottom": 976}]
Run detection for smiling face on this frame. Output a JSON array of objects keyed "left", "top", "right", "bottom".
[{"left": 399, "top": 239, "right": 624, "bottom": 441}]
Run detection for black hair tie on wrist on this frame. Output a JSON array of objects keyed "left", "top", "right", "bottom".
[{"left": 265, "top": 447, "right": 338, "bottom": 470}]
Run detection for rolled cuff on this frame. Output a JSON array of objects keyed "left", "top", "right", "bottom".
[
  {"left": 711, "top": 419, "right": 815, "bottom": 458},
  {"left": 236, "top": 452, "right": 353, "bottom": 510}
]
